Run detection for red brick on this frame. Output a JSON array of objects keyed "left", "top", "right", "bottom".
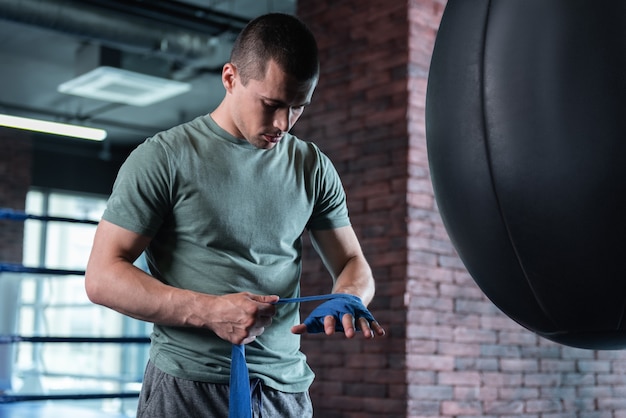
[
  {"left": 440, "top": 400, "right": 483, "bottom": 416},
  {"left": 437, "top": 371, "right": 481, "bottom": 386}
]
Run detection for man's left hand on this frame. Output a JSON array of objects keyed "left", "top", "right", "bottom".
[{"left": 290, "top": 294, "right": 386, "bottom": 339}]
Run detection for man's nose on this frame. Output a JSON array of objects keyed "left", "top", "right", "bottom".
[{"left": 273, "top": 108, "right": 290, "bottom": 132}]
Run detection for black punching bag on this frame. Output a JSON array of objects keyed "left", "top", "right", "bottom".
[{"left": 426, "top": 0, "right": 626, "bottom": 349}]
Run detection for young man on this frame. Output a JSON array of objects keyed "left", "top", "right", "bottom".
[{"left": 85, "top": 12, "right": 385, "bottom": 417}]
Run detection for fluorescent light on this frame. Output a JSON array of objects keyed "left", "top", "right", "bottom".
[
  {"left": 58, "top": 66, "right": 191, "bottom": 106},
  {"left": 0, "top": 114, "right": 107, "bottom": 141}
]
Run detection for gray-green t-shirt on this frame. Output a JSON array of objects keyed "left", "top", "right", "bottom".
[{"left": 102, "top": 114, "right": 350, "bottom": 392}]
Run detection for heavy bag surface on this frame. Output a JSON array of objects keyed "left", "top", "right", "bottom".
[{"left": 426, "top": 0, "right": 626, "bottom": 349}]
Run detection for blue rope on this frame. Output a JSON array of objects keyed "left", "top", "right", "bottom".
[
  {"left": 0, "top": 336, "right": 150, "bottom": 344},
  {"left": 0, "top": 392, "right": 140, "bottom": 403},
  {"left": 0, "top": 263, "right": 85, "bottom": 276},
  {"left": 0, "top": 208, "right": 99, "bottom": 225}
]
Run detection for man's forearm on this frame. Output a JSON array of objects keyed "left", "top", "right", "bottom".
[
  {"left": 85, "top": 257, "right": 207, "bottom": 327},
  {"left": 331, "top": 255, "right": 376, "bottom": 305}
]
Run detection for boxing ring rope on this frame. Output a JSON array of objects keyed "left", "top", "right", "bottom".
[
  {"left": 1, "top": 392, "right": 141, "bottom": 404},
  {"left": 0, "top": 336, "right": 150, "bottom": 344},
  {"left": 0, "top": 263, "right": 85, "bottom": 276},
  {"left": 0, "top": 209, "right": 148, "bottom": 412},
  {"left": 0, "top": 208, "right": 99, "bottom": 225}
]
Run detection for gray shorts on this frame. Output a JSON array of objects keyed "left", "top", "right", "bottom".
[{"left": 137, "top": 361, "right": 313, "bottom": 418}]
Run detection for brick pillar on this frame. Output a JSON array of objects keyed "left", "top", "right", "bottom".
[{"left": 0, "top": 128, "right": 33, "bottom": 263}]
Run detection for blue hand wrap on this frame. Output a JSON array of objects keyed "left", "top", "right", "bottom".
[
  {"left": 229, "top": 293, "right": 378, "bottom": 418},
  {"left": 299, "top": 294, "right": 376, "bottom": 333}
]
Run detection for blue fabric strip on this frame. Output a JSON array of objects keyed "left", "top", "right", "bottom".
[
  {"left": 273, "top": 293, "right": 347, "bottom": 304},
  {"left": 229, "top": 294, "right": 342, "bottom": 418},
  {"left": 229, "top": 344, "right": 251, "bottom": 418}
]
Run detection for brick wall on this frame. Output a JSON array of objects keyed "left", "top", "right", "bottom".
[
  {"left": 296, "top": 2, "right": 410, "bottom": 417},
  {"left": 297, "top": 1, "right": 626, "bottom": 417},
  {"left": 0, "top": 128, "right": 32, "bottom": 263}
]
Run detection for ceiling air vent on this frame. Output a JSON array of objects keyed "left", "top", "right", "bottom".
[{"left": 58, "top": 66, "right": 191, "bottom": 107}]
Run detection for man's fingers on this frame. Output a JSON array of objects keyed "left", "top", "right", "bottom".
[
  {"left": 250, "top": 294, "right": 280, "bottom": 304},
  {"left": 248, "top": 294, "right": 279, "bottom": 317},
  {"left": 357, "top": 317, "right": 373, "bottom": 338},
  {"left": 256, "top": 314, "right": 274, "bottom": 328},
  {"left": 371, "top": 320, "right": 386, "bottom": 337},
  {"left": 241, "top": 335, "right": 257, "bottom": 345},
  {"left": 291, "top": 324, "right": 307, "bottom": 334},
  {"left": 342, "top": 314, "right": 356, "bottom": 338},
  {"left": 323, "top": 315, "right": 336, "bottom": 335},
  {"left": 357, "top": 317, "right": 385, "bottom": 339}
]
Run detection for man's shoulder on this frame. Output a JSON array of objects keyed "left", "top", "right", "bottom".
[
  {"left": 139, "top": 116, "right": 214, "bottom": 160},
  {"left": 282, "top": 133, "right": 323, "bottom": 157},
  {"left": 151, "top": 116, "right": 209, "bottom": 144}
]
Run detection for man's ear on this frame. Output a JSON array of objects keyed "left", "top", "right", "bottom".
[{"left": 222, "top": 63, "right": 237, "bottom": 93}]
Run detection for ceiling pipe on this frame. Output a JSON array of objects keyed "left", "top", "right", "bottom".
[
  {"left": 84, "top": 0, "right": 249, "bottom": 36},
  {"left": 0, "top": 0, "right": 243, "bottom": 63}
]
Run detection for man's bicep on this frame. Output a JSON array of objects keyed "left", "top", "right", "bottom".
[
  {"left": 85, "top": 220, "right": 153, "bottom": 306},
  {"left": 91, "top": 219, "right": 152, "bottom": 264}
]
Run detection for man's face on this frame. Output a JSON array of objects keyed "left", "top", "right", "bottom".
[{"left": 226, "top": 59, "right": 317, "bottom": 149}]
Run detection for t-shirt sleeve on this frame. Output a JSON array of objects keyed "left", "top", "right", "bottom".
[
  {"left": 306, "top": 151, "right": 351, "bottom": 231},
  {"left": 102, "top": 138, "right": 172, "bottom": 237}
]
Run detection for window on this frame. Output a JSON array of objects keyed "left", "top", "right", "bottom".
[{"left": 8, "top": 189, "right": 149, "bottom": 417}]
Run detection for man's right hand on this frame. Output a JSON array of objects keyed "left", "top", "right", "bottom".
[{"left": 207, "top": 292, "right": 279, "bottom": 344}]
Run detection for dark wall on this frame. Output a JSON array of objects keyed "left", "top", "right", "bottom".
[
  {"left": 0, "top": 128, "right": 32, "bottom": 262},
  {"left": 31, "top": 134, "right": 133, "bottom": 196}
]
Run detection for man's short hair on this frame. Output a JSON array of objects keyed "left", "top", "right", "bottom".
[{"left": 230, "top": 13, "right": 319, "bottom": 85}]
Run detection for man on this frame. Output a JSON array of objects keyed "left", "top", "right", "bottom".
[{"left": 85, "top": 12, "right": 385, "bottom": 417}]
